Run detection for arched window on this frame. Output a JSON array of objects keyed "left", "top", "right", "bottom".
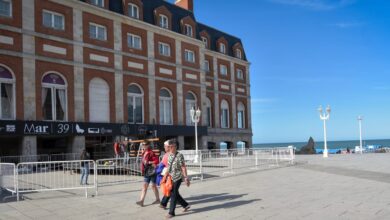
[
  {"left": 0, "top": 65, "right": 15, "bottom": 119},
  {"left": 128, "top": 3, "right": 139, "bottom": 19},
  {"left": 220, "top": 99, "right": 229, "bottom": 128},
  {"left": 185, "top": 92, "right": 196, "bottom": 125},
  {"left": 128, "top": 84, "right": 143, "bottom": 124},
  {"left": 42, "top": 72, "right": 67, "bottom": 121},
  {"left": 205, "top": 97, "right": 212, "bottom": 127},
  {"left": 89, "top": 77, "right": 109, "bottom": 122},
  {"left": 159, "top": 88, "right": 172, "bottom": 125},
  {"left": 237, "top": 102, "right": 245, "bottom": 129}
]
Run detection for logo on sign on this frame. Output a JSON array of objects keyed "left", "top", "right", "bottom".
[
  {"left": 88, "top": 128, "right": 99, "bottom": 134},
  {"left": 6, "top": 125, "right": 15, "bottom": 132},
  {"left": 24, "top": 124, "right": 49, "bottom": 134}
]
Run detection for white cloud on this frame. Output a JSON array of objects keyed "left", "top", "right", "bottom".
[{"left": 267, "top": 0, "right": 355, "bottom": 10}]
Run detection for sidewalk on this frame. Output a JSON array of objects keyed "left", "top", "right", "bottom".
[{"left": 1, "top": 154, "right": 390, "bottom": 220}]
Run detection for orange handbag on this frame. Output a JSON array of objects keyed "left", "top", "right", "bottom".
[
  {"left": 160, "top": 153, "right": 177, "bottom": 197},
  {"left": 160, "top": 174, "right": 173, "bottom": 197}
]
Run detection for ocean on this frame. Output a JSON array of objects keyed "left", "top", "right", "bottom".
[{"left": 253, "top": 139, "right": 390, "bottom": 150}]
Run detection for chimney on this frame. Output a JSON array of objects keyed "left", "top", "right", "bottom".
[{"left": 175, "top": 0, "right": 194, "bottom": 12}]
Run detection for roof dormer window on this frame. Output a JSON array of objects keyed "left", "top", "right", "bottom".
[
  {"left": 91, "top": 0, "right": 104, "bottom": 8},
  {"left": 128, "top": 3, "right": 139, "bottom": 19},
  {"left": 236, "top": 49, "right": 242, "bottom": 59},
  {"left": 201, "top": 36, "right": 208, "bottom": 48},
  {"left": 184, "top": 24, "right": 193, "bottom": 37},
  {"left": 159, "top": 14, "right": 169, "bottom": 29},
  {"left": 219, "top": 43, "right": 226, "bottom": 54}
]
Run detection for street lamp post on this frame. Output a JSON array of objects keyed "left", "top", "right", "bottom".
[
  {"left": 318, "top": 105, "right": 331, "bottom": 158},
  {"left": 190, "top": 107, "right": 201, "bottom": 163},
  {"left": 358, "top": 116, "right": 363, "bottom": 154}
]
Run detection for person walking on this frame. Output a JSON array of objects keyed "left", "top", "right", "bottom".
[
  {"left": 166, "top": 140, "right": 191, "bottom": 218},
  {"left": 159, "top": 140, "right": 172, "bottom": 208},
  {"left": 80, "top": 149, "right": 90, "bottom": 185},
  {"left": 136, "top": 141, "right": 160, "bottom": 207},
  {"left": 113, "top": 141, "right": 120, "bottom": 160}
]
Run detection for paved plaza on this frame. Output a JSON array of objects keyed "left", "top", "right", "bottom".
[{"left": 1, "top": 154, "right": 390, "bottom": 219}]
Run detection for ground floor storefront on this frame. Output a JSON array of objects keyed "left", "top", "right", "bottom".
[{"left": 0, "top": 120, "right": 252, "bottom": 160}]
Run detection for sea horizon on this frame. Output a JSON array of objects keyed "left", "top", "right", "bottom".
[{"left": 253, "top": 138, "right": 390, "bottom": 150}]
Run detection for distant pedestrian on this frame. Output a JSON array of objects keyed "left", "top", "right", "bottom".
[
  {"left": 136, "top": 141, "right": 160, "bottom": 207},
  {"left": 113, "top": 141, "right": 120, "bottom": 159},
  {"left": 159, "top": 140, "right": 172, "bottom": 208},
  {"left": 166, "top": 140, "right": 191, "bottom": 218},
  {"left": 80, "top": 149, "right": 90, "bottom": 185}
]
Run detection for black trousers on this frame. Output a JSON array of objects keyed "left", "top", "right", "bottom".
[
  {"left": 169, "top": 180, "right": 189, "bottom": 216},
  {"left": 161, "top": 195, "right": 170, "bottom": 207}
]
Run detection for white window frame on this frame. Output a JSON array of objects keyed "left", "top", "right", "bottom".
[
  {"left": 158, "top": 42, "right": 171, "bottom": 57},
  {"left": 159, "top": 89, "right": 173, "bottom": 125},
  {"left": 159, "top": 14, "right": 169, "bottom": 29},
  {"left": 127, "top": 84, "right": 144, "bottom": 124},
  {"left": 206, "top": 98, "right": 212, "bottom": 128},
  {"left": 128, "top": 3, "right": 139, "bottom": 19},
  {"left": 219, "top": 43, "right": 226, "bottom": 54},
  {"left": 220, "top": 64, "right": 228, "bottom": 76},
  {"left": 91, "top": 0, "right": 104, "bottom": 8},
  {"left": 205, "top": 60, "right": 210, "bottom": 73},
  {"left": 221, "top": 100, "right": 229, "bottom": 128},
  {"left": 42, "top": 73, "right": 68, "bottom": 122},
  {"left": 42, "top": 10, "right": 65, "bottom": 30},
  {"left": 237, "top": 69, "right": 244, "bottom": 80},
  {"left": 0, "top": 0, "right": 12, "bottom": 18},
  {"left": 236, "top": 49, "right": 242, "bottom": 59},
  {"left": 89, "top": 22, "right": 107, "bottom": 41},
  {"left": 127, "top": 33, "right": 142, "bottom": 50},
  {"left": 185, "top": 92, "right": 197, "bottom": 126},
  {"left": 201, "top": 37, "right": 208, "bottom": 48},
  {"left": 184, "top": 24, "right": 193, "bottom": 37},
  {"left": 184, "top": 49, "right": 195, "bottom": 63},
  {"left": 0, "top": 65, "right": 15, "bottom": 120},
  {"left": 237, "top": 103, "right": 245, "bottom": 129}
]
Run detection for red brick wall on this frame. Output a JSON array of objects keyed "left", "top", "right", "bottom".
[
  {"left": 82, "top": 12, "right": 114, "bottom": 49},
  {"left": 35, "top": 38, "right": 73, "bottom": 61},
  {"left": 122, "top": 23, "right": 148, "bottom": 57}
]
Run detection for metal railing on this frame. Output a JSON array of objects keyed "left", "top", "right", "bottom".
[
  {"left": 0, "top": 163, "right": 17, "bottom": 194},
  {"left": 0, "top": 147, "right": 295, "bottom": 201},
  {"left": 16, "top": 160, "right": 96, "bottom": 201}
]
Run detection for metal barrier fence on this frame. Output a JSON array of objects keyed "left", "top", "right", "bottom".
[
  {"left": 16, "top": 160, "right": 96, "bottom": 201},
  {"left": 0, "top": 153, "right": 81, "bottom": 164},
  {"left": 0, "top": 163, "right": 17, "bottom": 195},
  {"left": 0, "top": 147, "right": 295, "bottom": 201},
  {"left": 95, "top": 157, "right": 143, "bottom": 195}
]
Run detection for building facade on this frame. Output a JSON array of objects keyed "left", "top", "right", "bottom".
[{"left": 0, "top": 0, "right": 252, "bottom": 157}]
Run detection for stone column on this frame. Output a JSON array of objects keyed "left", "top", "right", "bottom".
[
  {"left": 175, "top": 40, "right": 184, "bottom": 125},
  {"left": 230, "top": 62, "right": 237, "bottom": 129},
  {"left": 21, "top": 0, "right": 37, "bottom": 156},
  {"left": 71, "top": 8, "right": 86, "bottom": 154},
  {"left": 147, "top": 31, "right": 156, "bottom": 124},
  {"left": 114, "top": 20, "right": 124, "bottom": 123},
  {"left": 213, "top": 56, "right": 220, "bottom": 128},
  {"left": 177, "top": 136, "right": 185, "bottom": 150},
  {"left": 199, "top": 48, "right": 207, "bottom": 126}
]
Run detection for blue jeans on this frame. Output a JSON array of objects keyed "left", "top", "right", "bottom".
[
  {"left": 144, "top": 173, "right": 157, "bottom": 184},
  {"left": 80, "top": 164, "right": 89, "bottom": 185}
]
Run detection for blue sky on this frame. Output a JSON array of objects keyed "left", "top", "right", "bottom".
[{"left": 189, "top": 0, "right": 390, "bottom": 143}]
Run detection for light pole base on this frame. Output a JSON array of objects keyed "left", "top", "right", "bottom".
[{"left": 323, "top": 149, "right": 328, "bottom": 158}]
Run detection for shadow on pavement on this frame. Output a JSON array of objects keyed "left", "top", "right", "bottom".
[{"left": 186, "top": 193, "right": 248, "bottom": 205}]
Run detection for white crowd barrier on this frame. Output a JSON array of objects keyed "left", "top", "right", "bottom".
[
  {"left": 0, "top": 163, "right": 17, "bottom": 195},
  {"left": 16, "top": 160, "right": 96, "bottom": 201},
  {"left": 0, "top": 147, "right": 294, "bottom": 201}
]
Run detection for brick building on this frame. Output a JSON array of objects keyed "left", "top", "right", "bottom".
[{"left": 0, "top": 0, "right": 252, "bottom": 157}]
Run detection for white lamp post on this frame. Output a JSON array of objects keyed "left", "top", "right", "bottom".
[
  {"left": 318, "top": 105, "right": 331, "bottom": 158},
  {"left": 358, "top": 116, "right": 363, "bottom": 154},
  {"left": 190, "top": 107, "right": 201, "bottom": 163}
]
